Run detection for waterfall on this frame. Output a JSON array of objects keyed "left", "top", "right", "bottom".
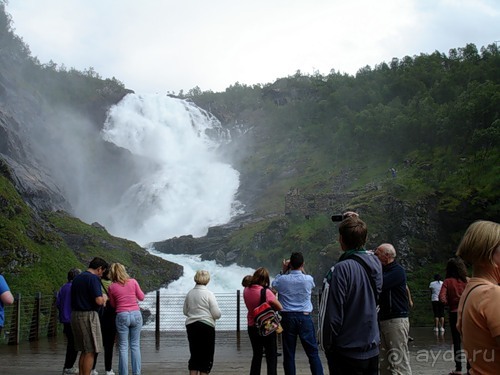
[
  {"left": 98, "top": 93, "right": 241, "bottom": 245},
  {"left": 98, "top": 95, "right": 251, "bottom": 325}
]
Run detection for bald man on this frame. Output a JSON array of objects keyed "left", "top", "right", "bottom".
[{"left": 375, "top": 243, "right": 412, "bottom": 375}]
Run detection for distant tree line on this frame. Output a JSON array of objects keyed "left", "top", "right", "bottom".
[{"left": 184, "top": 43, "right": 499, "bottom": 218}]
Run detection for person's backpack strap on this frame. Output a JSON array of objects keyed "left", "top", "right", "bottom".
[{"left": 260, "top": 286, "right": 267, "bottom": 304}]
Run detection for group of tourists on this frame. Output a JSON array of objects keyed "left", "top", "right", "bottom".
[
  {"left": 240, "top": 215, "right": 499, "bottom": 375},
  {"left": 58, "top": 261, "right": 222, "bottom": 375},
  {"left": 240, "top": 213, "right": 410, "bottom": 375},
  {"left": 57, "top": 258, "right": 144, "bottom": 375},
  {"left": 2, "top": 216, "right": 498, "bottom": 375}
]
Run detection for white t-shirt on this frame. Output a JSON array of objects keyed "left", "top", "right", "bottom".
[{"left": 429, "top": 280, "right": 443, "bottom": 301}]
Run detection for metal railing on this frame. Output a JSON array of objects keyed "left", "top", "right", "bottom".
[{"left": 1, "top": 289, "right": 434, "bottom": 345}]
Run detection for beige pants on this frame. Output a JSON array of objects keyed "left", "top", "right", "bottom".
[{"left": 379, "top": 317, "right": 412, "bottom": 375}]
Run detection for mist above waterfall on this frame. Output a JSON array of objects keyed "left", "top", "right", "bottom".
[{"left": 35, "top": 94, "right": 241, "bottom": 245}]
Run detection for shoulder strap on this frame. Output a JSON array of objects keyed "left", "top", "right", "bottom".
[
  {"left": 347, "top": 255, "right": 378, "bottom": 302},
  {"left": 260, "top": 286, "right": 267, "bottom": 304},
  {"left": 100, "top": 280, "right": 109, "bottom": 294},
  {"left": 461, "top": 283, "right": 486, "bottom": 313}
]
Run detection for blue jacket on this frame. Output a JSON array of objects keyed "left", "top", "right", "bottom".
[
  {"left": 56, "top": 282, "right": 72, "bottom": 323},
  {"left": 318, "top": 251, "right": 382, "bottom": 359}
]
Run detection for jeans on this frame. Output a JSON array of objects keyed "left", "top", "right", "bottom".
[
  {"left": 116, "top": 310, "right": 143, "bottom": 375},
  {"left": 280, "top": 312, "right": 323, "bottom": 375}
]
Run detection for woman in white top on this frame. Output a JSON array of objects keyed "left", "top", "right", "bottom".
[
  {"left": 429, "top": 273, "right": 445, "bottom": 332},
  {"left": 183, "top": 270, "right": 221, "bottom": 375}
]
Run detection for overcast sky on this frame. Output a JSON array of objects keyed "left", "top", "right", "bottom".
[{"left": 6, "top": 0, "right": 500, "bottom": 94}]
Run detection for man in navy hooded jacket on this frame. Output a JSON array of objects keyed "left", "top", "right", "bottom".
[{"left": 318, "top": 214, "right": 382, "bottom": 375}]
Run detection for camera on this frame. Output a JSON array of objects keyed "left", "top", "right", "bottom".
[{"left": 331, "top": 211, "right": 358, "bottom": 222}]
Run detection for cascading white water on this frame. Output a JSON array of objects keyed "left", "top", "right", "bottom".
[
  {"left": 141, "top": 250, "right": 256, "bottom": 331},
  {"left": 100, "top": 93, "right": 241, "bottom": 245}
]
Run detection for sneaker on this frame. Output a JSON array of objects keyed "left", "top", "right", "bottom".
[
  {"left": 91, "top": 370, "right": 99, "bottom": 375},
  {"left": 433, "top": 327, "right": 439, "bottom": 332},
  {"left": 106, "top": 371, "right": 115, "bottom": 375},
  {"left": 63, "top": 368, "right": 78, "bottom": 375},
  {"left": 440, "top": 327, "right": 445, "bottom": 332}
]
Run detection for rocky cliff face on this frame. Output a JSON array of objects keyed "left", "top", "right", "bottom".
[
  {"left": 0, "top": 71, "right": 69, "bottom": 212},
  {"left": 153, "top": 213, "right": 289, "bottom": 268}
]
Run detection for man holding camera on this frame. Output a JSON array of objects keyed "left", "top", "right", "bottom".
[
  {"left": 272, "top": 252, "right": 324, "bottom": 375},
  {"left": 318, "top": 213, "right": 382, "bottom": 375}
]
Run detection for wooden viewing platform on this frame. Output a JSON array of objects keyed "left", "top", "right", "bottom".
[{"left": 0, "top": 327, "right": 461, "bottom": 374}]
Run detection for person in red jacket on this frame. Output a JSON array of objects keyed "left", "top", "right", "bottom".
[{"left": 439, "top": 257, "right": 468, "bottom": 375}]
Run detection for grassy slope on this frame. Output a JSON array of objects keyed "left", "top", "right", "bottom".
[
  {"left": 0, "top": 172, "right": 77, "bottom": 294},
  {"left": 0, "top": 171, "right": 182, "bottom": 296}
]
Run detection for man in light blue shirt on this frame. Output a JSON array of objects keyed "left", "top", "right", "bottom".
[{"left": 272, "top": 252, "right": 324, "bottom": 375}]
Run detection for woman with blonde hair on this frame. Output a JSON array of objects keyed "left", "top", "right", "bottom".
[
  {"left": 243, "top": 267, "right": 283, "bottom": 375},
  {"left": 108, "top": 263, "right": 145, "bottom": 375},
  {"left": 183, "top": 270, "right": 221, "bottom": 375},
  {"left": 456, "top": 220, "right": 500, "bottom": 375}
]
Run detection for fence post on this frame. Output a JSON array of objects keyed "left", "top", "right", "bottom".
[
  {"left": 29, "top": 292, "right": 41, "bottom": 341},
  {"left": 155, "top": 290, "right": 160, "bottom": 349},
  {"left": 8, "top": 293, "right": 21, "bottom": 345},
  {"left": 47, "top": 292, "right": 59, "bottom": 338},
  {"left": 236, "top": 290, "right": 240, "bottom": 333}
]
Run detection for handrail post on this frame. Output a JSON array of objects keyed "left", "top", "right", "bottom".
[
  {"left": 29, "top": 292, "right": 41, "bottom": 341},
  {"left": 8, "top": 293, "right": 21, "bottom": 345},
  {"left": 47, "top": 291, "right": 59, "bottom": 338},
  {"left": 155, "top": 290, "right": 160, "bottom": 349},
  {"left": 236, "top": 290, "right": 240, "bottom": 333}
]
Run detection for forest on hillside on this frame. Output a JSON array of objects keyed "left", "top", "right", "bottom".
[{"left": 184, "top": 43, "right": 499, "bottom": 221}]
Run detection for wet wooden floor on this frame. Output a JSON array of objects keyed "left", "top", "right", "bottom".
[{"left": 0, "top": 327, "right": 461, "bottom": 374}]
